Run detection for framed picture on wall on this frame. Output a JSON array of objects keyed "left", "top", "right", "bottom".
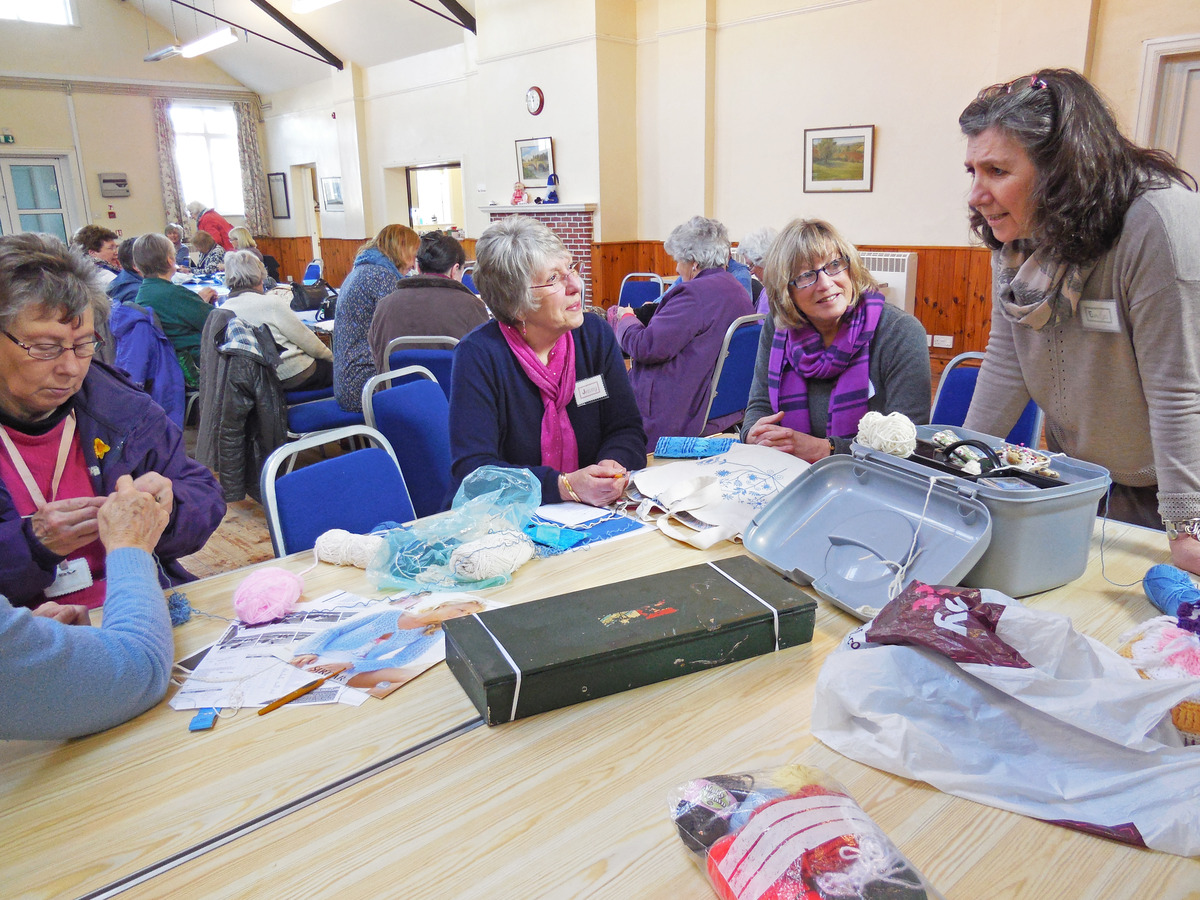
[
  {"left": 321, "top": 176, "right": 344, "bottom": 211},
  {"left": 268, "top": 172, "right": 290, "bottom": 219},
  {"left": 514, "top": 137, "right": 555, "bottom": 186},
  {"left": 803, "top": 125, "right": 875, "bottom": 192}
]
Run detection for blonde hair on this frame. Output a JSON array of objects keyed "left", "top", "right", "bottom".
[
  {"left": 362, "top": 224, "right": 420, "bottom": 272},
  {"left": 229, "top": 226, "right": 256, "bottom": 250},
  {"left": 762, "top": 218, "right": 876, "bottom": 331}
]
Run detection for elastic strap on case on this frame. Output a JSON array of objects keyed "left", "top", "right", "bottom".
[
  {"left": 708, "top": 561, "right": 779, "bottom": 651},
  {"left": 471, "top": 612, "right": 523, "bottom": 722}
]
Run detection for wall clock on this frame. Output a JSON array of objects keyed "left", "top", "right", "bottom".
[{"left": 526, "top": 86, "right": 545, "bottom": 116}]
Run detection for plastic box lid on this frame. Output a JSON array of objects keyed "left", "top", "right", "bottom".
[{"left": 743, "top": 454, "right": 992, "bottom": 619}]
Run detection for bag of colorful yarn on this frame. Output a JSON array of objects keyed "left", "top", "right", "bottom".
[
  {"left": 366, "top": 466, "right": 540, "bottom": 593},
  {"left": 669, "top": 764, "right": 942, "bottom": 900}
]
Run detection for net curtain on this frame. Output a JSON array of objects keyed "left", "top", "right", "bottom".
[{"left": 152, "top": 98, "right": 185, "bottom": 230}]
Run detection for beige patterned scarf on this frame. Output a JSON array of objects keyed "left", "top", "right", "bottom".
[{"left": 995, "top": 240, "right": 1096, "bottom": 331}]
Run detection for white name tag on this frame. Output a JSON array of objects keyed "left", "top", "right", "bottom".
[
  {"left": 44, "top": 557, "right": 94, "bottom": 598},
  {"left": 574, "top": 375, "right": 609, "bottom": 406},
  {"left": 1079, "top": 299, "right": 1122, "bottom": 333}
]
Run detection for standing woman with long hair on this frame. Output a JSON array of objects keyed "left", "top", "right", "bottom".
[
  {"left": 959, "top": 68, "right": 1200, "bottom": 573},
  {"left": 333, "top": 224, "right": 420, "bottom": 411}
]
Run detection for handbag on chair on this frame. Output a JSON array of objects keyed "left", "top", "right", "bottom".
[{"left": 290, "top": 279, "right": 337, "bottom": 313}]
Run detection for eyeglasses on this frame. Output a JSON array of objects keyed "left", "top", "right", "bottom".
[
  {"left": 530, "top": 261, "right": 579, "bottom": 291},
  {"left": 3, "top": 330, "right": 105, "bottom": 361},
  {"left": 978, "top": 75, "right": 1048, "bottom": 99},
  {"left": 788, "top": 257, "right": 849, "bottom": 291}
]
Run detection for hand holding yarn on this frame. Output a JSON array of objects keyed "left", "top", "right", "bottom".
[{"left": 856, "top": 411, "right": 918, "bottom": 457}]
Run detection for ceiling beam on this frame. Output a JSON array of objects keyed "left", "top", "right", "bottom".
[
  {"left": 246, "top": 0, "right": 344, "bottom": 70},
  {"left": 431, "top": 0, "right": 476, "bottom": 33}
]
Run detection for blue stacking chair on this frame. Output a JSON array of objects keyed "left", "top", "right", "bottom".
[
  {"left": 932, "top": 351, "right": 1044, "bottom": 447},
  {"left": 617, "top": 272, "right": 665, "bottom": 309},
  {"left": 701, "top": 314, "right": 765, "bottom": 435},
  {"left": 461, "top": 266, "right": 477, "bottom": 294},
  {"left": 302, "top": 259, "right": 323, "bottom": 285},
  {"left": 284, "top": 384, "right": 335, "bottom": 405},
  {"left": 362, "top": 367, "right": 451, "bottom": 519},
  {"left": 259, "top": 425, "right": 416, "bottom": 556},
  {"left": 285, "top": 396, "right": 365, "bottom": 439},
  {"left": 384, "top": 335, "right": 458, "bottom": 400}
]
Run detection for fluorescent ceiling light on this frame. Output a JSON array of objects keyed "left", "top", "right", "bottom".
[
  {"left": 144, "top": 45, "right": 183, "bottom": 62},
  {"left": 292, "top": 0, "right": 342, "bottom": 13},
  {"left": 180, "top": 26, "right": 239, "bottom": 58}
]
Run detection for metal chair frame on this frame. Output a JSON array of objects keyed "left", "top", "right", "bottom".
[
  {"left": 617, "top": 272, "right": 666, "bottom": 309},
  {"left": 932, "top": 351, "right": 1045, "bottom": 447},
  {"left": 700, "top": 313, "right": 766, "bottom": 429}
]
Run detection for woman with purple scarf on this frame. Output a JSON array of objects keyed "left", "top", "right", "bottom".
[
  {"left": 448, "top": 217, "right": 646, "bottom": 507},
  {"left": 741, "top": 218, "right": 930, "bottom": 461}
]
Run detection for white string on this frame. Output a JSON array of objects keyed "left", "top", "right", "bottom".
[
  {"left": 885, "top": 475, "right": 953, "bottom": 602},
  {"left": 707, "top": 561, "right": 780, "bottom": 651},
  {"left": 471, "top": 612, "right": 523, "bottom": 722}
]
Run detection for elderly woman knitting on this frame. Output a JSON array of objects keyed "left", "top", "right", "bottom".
[
  {"left": 742, "top": 218, "right": 930, "bottom": 462},
  {"left": 612, "top": 216, "right": 755, "bottom": 444},
  {"left": 449, "top": 217, "right": 646, "bottom": 507}
]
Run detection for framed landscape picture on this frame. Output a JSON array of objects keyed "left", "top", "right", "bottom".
[
  {"left": 515, "top": 137, "right": 555, "bottom": 185},
  {"left": 803, "top": 125, "right": 875, "bottom": 192}
]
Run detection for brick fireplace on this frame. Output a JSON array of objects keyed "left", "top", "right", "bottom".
[{"left": 483, "top": 204, "right": 598, "bottom": 302}]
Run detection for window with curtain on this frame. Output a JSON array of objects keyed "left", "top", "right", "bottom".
[{"left": 169, "top": 103, "right": 245, "bottom": 216}]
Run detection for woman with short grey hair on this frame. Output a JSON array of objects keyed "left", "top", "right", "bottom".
[
  {"left": 221, "top": 250, "right": 333, "bottom": 391},
  {"left": 739, "top": 226, "right": 778, "bottom": 315},
  {"left": 448, "top": 216, "right": 646, "bottom": 508},
  {"left": 132, "top": 233, "right": 216, "bottom": 383},
  {"left": 612, "top": 215, "right": 755, "bottom": 443}
]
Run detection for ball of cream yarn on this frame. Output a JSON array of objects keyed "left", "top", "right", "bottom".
[
  {"left": 314, "top": 529, "right": 387, "bottom": 568},
  {"left": 450, "top": 531, "right": 535, "bottom": 582},
  {"left": 856, "top": 411, "right": 918, "bottom": 457}
]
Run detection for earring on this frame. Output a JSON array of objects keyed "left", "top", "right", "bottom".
[{"left": 519, "top": 320, "right": 527, "bottom": 337}]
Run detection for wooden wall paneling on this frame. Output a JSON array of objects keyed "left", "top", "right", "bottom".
[
  {"left": 254, "top": 236, "right": 311, "bottom": 285},
  {"left": 590, "top": 241, "right": 670, "bottom": 309},
  {"left": 320, "top": 238, "right": 364, "bottom": 288},
  {"left": 461, "top": 238, "right": 476, "bottom": 260}
]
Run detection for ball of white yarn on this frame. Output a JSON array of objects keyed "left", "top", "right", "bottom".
[
  {"left": 450, "top": 530, "right": 535, "bottom": 582},
  {"left": 314, "top": 529, "right": 386, "bottom": 568},
  {"left": 856, "top": 411, "right": 918, "bottom": 457}
]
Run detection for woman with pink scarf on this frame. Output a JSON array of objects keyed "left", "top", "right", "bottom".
[
  {"left": 448, "top": 217, "right": 646, "bottom": 507},
  {"left": 741, "top": 218, "right": 930, "bottom": 461}
]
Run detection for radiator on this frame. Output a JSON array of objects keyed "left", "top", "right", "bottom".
[{"left": 860, "top": 251, "right": 917, "bottom": 316}]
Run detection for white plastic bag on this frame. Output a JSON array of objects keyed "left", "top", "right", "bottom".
[{"left": 811, "top": 581, "right": 1200, "bottom": 856}]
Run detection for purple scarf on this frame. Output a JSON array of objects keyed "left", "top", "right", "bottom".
[
  {"left": 499, "top": 323, "right": 580, "bottom": 471},
  {"left": 767, "top": 291, "right": 884, "bottom": 439}
]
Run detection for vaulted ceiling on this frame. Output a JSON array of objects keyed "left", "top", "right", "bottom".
[{"left": 129, "top": 0, "right": 476, "bottom": 95}]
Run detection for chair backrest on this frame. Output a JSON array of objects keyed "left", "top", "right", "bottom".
[
  {"left": 363, "top": 370, "right": 451, "bottom": 519},
  {"left": 260, "top": 425, "right": 416, "bottom": 556},
  {"left": 461, "top": 270, "right": 477, "bottom": 294},
  {"left": 384, "top": 336, "right": 457, "bottom": 399},
  {"left": 931, "top": 351, "right": 1045, "bottom": 447},
  {"left": 702, "top": 314, "right": 765, "bottom": 428},
  {"left": 302, "top": 259, "right": 323, "bottom": 285},
  {"left": 618, "top": 273, "right": 665, "bottom": 309}
]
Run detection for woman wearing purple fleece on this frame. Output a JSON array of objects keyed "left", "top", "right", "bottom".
[
  {"left": 741, "top": 218, "right": 930, "bottom": 462},
  {"left": 613, "top": 216, "right": 755, "bottom": 444}
]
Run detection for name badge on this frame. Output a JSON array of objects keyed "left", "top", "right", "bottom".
[
  {"left": 44, "top": 557, "right": 94, "bottom": 598},
  {"left": 574, "top": 375, "right": 609, "bottom": 406},
  {"left": 1079, "top": 299, "right": 1122, "bottom": 333}
]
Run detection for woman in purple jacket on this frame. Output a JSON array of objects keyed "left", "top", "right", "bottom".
[
  {"left": 613, "top": 216, "right": 755, "bottom": 444},
  {"left": 0, "top": 233, "right": 225, "bottom": 610}
]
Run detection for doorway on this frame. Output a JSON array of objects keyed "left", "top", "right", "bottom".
[
  {"left": 1135, "top": 37, "right": 1200, "bottom": 177},
  {"left": 404, "top": 163, "right": 464, "bottom": 235},
  {"left": 0, "top": 155, "right": 80, "bottom": 241}
]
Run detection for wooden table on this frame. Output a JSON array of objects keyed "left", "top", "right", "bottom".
[{"left": 4, "top": 520, "right": 1199, "bottom": 899}]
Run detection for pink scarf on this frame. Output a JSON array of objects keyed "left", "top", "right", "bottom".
[{"left": 499, "top": 323, "right": 579, "bottom": 471}]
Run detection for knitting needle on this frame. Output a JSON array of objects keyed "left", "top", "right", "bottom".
[{"left": 257, "top": 672, "right": 334, "bottom": 716}]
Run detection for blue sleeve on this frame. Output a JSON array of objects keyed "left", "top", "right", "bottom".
[{"left": 0, "top": 548, "right": 172, "bottom": 741}]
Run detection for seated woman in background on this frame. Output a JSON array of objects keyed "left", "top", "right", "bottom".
[
  {"left": 222, "top": 250, "right": 333, "bottom": 391},
  {"left": 0, "top": 233, "right": 225, "bottom": 611},
  {"left": 133, "top": 233, "right": 217, "bottom": 387},
  {"left": 333, "top": 223, "right": 420, "bottom": 411},
  {"left": 71, "top": 225, "right": 121, "bottom": 286},
  {"left": 742, "top": 218, "right": 930, "bottom": 461},
  {"left": 105, "top": 236, "right": 143, "bottom": 308},
  {"left": 0, "top": 475, "right": 175, "bottom": 741},
  {"left": 191, "top": 230, "right": 225, "bottom": 276},
  {"left": 739, "top": 226, "right": 777, "bottom": 316},
  {"left": 449, "top": 217, "right": 646, "bottom": 507},
  {"left": 164, "top": 223, "right": 191, "bottom": 270},
  {"left": 612, "top": 216, "right": 755, "bottom": 445}
]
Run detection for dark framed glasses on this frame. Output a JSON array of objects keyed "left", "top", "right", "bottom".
[
  {"left": 788, "top": 257, "right": 849, "bottom": 291},
  {"left": 3, "top": 330, "right": 105, "bottom": 361}
]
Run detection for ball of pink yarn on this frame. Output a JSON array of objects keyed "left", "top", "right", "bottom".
[{"left": 233, "top": 567, "right": 304, "bottom": 624}]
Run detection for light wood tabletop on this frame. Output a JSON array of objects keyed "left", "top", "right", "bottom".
[{"left": 93, "top": 519, "right": 1199, "bottom": 900}]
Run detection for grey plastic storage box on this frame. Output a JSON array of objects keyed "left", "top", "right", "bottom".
[
  {"left": 743, "top": 454, "right": 993, "bottom": 618},
  {"left": 860, "top": 424, "right": 1110, "bottom": 597}
]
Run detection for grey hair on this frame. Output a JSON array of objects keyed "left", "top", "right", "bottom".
[
  {"left": 663, "top": 216, "right": 731, "bottom": 270},
  {"left": 164, "top": 223, "right": 183, "bottom": 240},
  {"left": 738, "top": 227, "right": 778, "bottom": 267},
  {"left": 474, "top": 216, "right": 568, "bottom": 326},
  {"left": 186, "top": 201, "right": 205, "bottom": 219},
  {"left": 224, "top": 250, "right": 267, "bottom": 290},
  {"left": 0, "top": 233, "right": 103, "bottom": 331},
  {"left": 134, "top": 232, "right": 176, "bottom": 277}
]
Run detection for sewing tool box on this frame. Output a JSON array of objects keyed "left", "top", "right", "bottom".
[
  {"left": 744, "top": 424, "right": 1111, "bottom": 616},
  {"left": 443, "top": 556, "right": 816, "bottom": 725}
]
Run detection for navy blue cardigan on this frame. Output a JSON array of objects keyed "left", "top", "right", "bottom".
[{"left": 448, "top": 315, "right": 647, "bottom": 504}]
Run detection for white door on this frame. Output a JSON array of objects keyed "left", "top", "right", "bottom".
[{"left": 0, "top": 156, "right": 75, "bottom": 241}]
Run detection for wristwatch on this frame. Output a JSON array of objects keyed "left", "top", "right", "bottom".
[{"left": 1163, "top": 518, "right": 1200, "bottom": 541}]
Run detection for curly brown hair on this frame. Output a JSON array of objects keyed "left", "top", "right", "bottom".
[{"left": 959, "top": 68, "right": 1196, "bottom": 265}]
